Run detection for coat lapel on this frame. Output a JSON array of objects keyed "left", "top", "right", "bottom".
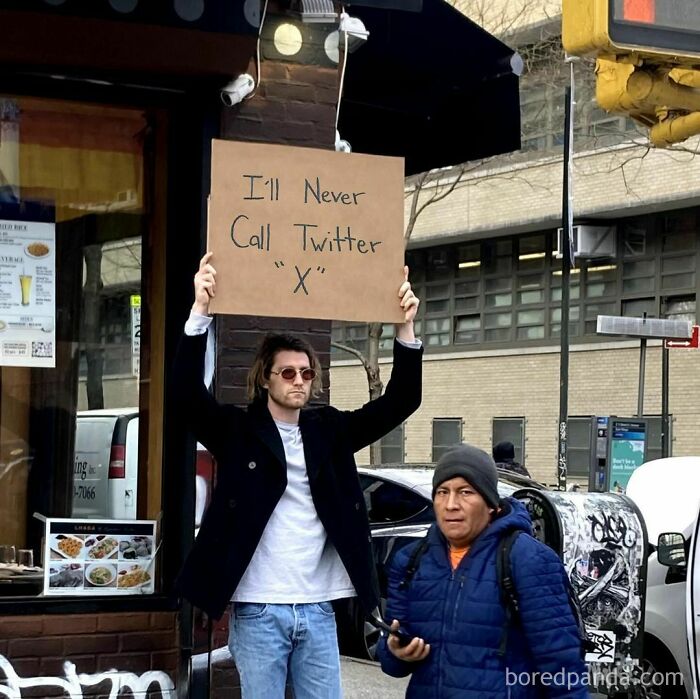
[{"left": 247, "top": 400, "right": 286, "bottom": 470}]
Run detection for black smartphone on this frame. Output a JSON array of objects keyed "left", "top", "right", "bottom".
[{"left": 372, "top": 617, "right": 414, "bottom": 647}]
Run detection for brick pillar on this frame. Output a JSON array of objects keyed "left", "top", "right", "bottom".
[{"left": 215, "top": 59, "right": 339, "bottom": 406}]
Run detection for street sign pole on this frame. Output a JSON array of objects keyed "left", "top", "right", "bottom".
[
  {"left": 637, "top": 336, "right": 647, "bottom": 418},
  {"left": 557, "top": 70, "right": 575, "bottom": 492},
  {"left": 662, "top": 344, "right": 670, "bottom": 457}
]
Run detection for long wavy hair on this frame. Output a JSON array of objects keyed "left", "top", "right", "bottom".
[{"left": 247, "top": 333, "right": 323, "bottom": 401}]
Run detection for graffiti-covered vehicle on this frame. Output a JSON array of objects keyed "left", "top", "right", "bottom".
[
  {"left": 514, "top": 489, "right": 649, "bottom": 696},
  {"left": 627, "top": 457, "right": 700, "bottom": 699}
]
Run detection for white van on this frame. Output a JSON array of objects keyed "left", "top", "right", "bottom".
[
  {"left": 72, "top": 409, "right": 214, "bottom": 528},
  {"left": 72, "top": 408, "right": 139, "bottom": 520},
  {"left": 626, "top": 457, "right": 700, "bottom": 699}
]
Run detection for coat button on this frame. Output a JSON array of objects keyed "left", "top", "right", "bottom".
[
  {"left": 248, "top": 461, "right": 256, "bottom": 470},
  {"left": 355, "top": 502, "right": 360, "bottom": 510},
  {"left": 228, "top": 499, "right": 237, "bottom": 509}
]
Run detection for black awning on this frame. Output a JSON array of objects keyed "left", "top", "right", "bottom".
[{"left": 338, "top": 0, "right": 521, "bottom": 175}]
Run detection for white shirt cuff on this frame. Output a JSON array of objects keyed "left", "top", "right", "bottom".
[
  {"left": 184, "top": 311, "right": 213, "bottom": 336},
  {"left": 397, "top": 337, "right": 422, "bottom": 350}
]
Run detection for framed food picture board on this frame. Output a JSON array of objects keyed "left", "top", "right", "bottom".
[{"left": 43, "top": 518, "right": 157, "bottom": 596}]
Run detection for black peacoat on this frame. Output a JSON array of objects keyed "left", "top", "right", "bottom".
[{"left": 173, "top": 332, "right": 422, "bottom": 620}]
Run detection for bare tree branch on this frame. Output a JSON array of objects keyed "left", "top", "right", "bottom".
[{"left": 330, "top": 340, "right": 371, "bottom": 371}]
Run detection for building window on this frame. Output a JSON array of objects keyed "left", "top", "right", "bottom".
[
  {"left": 567, "top": 417, "right": 593, "bottom": 478},
  {"left": 663, "top": 295, "right": 696, "bottom": 324},
  {"left": 432, "top": 418, "right": 462, "bottom": 462},
  {"left": 379, "top": 423, "right": 404, "bottom": 463},
  {"left": 424, "top": 317, "right": 451, "bottom": 347},
  {"left": 644, "top": 415, "right": 672, "bottom": 462},
  {"left": 0, "top": 95, "right": 155, "bottom": 599},
  {"left": 454, "top": 314, "right": 480, "bottom": 345},
  {"left": 333, "top": 209, "right": 698, "bottom": 355},
  {"left": 492, "top": 418, "right": 525, "bottom": 467}
]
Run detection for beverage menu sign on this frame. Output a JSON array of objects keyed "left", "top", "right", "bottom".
[
  {"left": 43, "top": 519, "right": 157, "bottom": 596},
  {"left": 0, "top": 218, "right": 56, "bottom": 367}
]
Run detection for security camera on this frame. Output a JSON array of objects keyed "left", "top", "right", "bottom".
[
  {"left": 339, "top": 12, "right": 369, "bottom": 52},
  {"left": 221, "top": 73, "right": 255, "bottom": 107}
]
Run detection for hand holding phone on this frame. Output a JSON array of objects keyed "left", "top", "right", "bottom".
[{"left": 372, "top": 616, "right": 414, "bottom": 647}]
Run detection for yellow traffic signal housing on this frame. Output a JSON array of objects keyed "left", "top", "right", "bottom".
[
  {"left": 596, "top": 57, "right": 700, "bottom": 145},
  {"left": 563, "top": 0, "right": 700, "bottom": 63},
  {"left": 563, "top": 0, "right": 700, "bottom": 147}
]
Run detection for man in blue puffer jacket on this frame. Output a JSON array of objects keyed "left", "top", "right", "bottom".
[{"left": 377, "top": 444, "right": 589, "bottom": 698}]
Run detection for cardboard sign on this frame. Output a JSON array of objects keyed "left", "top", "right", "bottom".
[{"left": 208, "top": 140, "right": 405, "bottom": 323}]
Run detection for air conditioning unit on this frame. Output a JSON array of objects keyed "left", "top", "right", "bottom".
[{"left": 556, "top": 224, "right": 616, "bottom": 259}]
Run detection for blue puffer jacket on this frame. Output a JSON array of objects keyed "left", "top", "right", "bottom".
[{"left": 377, "top": 498, "right": 589, "bottom": 698}]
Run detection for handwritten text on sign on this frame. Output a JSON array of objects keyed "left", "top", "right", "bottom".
[{"left": 207, "top": 140, "right": 405, "bottom": 323}]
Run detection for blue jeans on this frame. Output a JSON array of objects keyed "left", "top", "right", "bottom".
[{"left": 228, "top": 602, "right": 343, "bottom": 699}]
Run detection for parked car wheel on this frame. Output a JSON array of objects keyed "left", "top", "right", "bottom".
[
  {"left": 641, "top": 635, "right": 687, "bottom": 699},
  {"left": 336, "top": 598, "right": 381, "bottom": 660}
]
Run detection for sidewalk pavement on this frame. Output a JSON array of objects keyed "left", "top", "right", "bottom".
[{"left": 341, "top": 655, "right": 409, "bottom": 698}]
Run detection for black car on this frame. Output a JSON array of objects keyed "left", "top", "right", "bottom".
[{"left": 335, "top": 465, "right": 545, "bottom": 659}]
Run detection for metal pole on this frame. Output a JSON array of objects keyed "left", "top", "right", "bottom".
[
  {"left": 637, "top": 338, "right": 647, "bottom": 417},
  {"left": 661, "top": 344, "right": 670, "bottom": 457},
  {"left": 558, "top": 65, "right": 575, "bottom": 491}
]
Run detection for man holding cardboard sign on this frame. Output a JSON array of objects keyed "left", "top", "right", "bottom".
[{"left": 175, "top": 252, "right": 422, "bottom": 699}]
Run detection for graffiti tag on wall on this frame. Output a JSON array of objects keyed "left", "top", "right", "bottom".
[{"left": 0, "top": 654, "right": 174, "bottom": 699}]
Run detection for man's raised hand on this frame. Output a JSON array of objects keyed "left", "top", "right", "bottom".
[
  {"left": 192, "top": 251, "right": 216, "bottom": 316},
  {"left": 395, "top": 265, "right": 420, "bottom": 342}
]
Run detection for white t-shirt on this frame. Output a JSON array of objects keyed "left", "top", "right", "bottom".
[{"left": 233, "top": 419, "right": 356, "bottom": 603}]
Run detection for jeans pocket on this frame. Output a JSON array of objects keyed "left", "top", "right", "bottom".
[
  {"left": 314, "top": 601, "right": 335, "bottom": 617},
  {"left": 234, "top": 602, "right": 268, "bottom": 619}
]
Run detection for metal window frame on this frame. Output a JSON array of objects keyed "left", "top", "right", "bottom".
[
  {"left": 491, "top": 417, "right": 526, "bottom": 467},
  {"left": 432, "top": 417, "right": 463, "bottom": 462}
]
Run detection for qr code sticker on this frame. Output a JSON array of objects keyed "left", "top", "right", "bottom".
[{"left": 31, "top": 341, "right": 53, "bottom": 358}]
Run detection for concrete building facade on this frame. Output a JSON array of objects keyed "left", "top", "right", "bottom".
[{"left": 330, "top": 1, "right": 700, "bottom": 485}]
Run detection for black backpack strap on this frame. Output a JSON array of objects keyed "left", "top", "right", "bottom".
[
  {"left": 398, "top": 535, "right": 430, "bottom": 590},
  {"left": 496, "top": 529, "right": 522, "bottom": 656}
]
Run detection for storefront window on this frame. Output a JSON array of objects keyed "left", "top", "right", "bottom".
[{"left": 0, "top": 96, "right": 155, "bottom": 597}]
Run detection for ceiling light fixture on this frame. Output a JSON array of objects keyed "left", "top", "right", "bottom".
[
  {"left": 518, "top": 252, "right": 546, "bottom": 260},
  {"left": 273, "top": 22, "right": 304, "bottom": 55},
  {"left": 587, "top": 264, "right": 618, "bottom": 273}
]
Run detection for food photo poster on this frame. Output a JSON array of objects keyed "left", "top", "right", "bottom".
[
  {"left": 43, "top": 519, "right": 157, "bottom": 596},
  {"left": 0, "top": 218, "right": 56, "bottom": 367}
]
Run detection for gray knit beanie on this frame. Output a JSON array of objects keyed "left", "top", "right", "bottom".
[{"left": 432, "top": 444, "right": 500, "bottom": 509}]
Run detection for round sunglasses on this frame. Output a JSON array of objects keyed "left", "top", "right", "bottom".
[{"left": 270, "top": 367, "right": 317, "bottom": 381}]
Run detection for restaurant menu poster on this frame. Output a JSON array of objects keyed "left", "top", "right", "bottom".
[
  {"left": 0, "top": 218, "right": 56, "bottom": 367},
  {"left": 43, "top": 518, "right": 157, "bottom": 596}
]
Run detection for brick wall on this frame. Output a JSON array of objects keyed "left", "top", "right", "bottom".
[
  {"left": 0, "top": 612, "right": 178, "bottom": 698},
  {"left": 331, "top": 341, "right": 700, "bottom": 484},
  {"left": 214, "top": 59, "right": 338, "bottom": 406}
]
